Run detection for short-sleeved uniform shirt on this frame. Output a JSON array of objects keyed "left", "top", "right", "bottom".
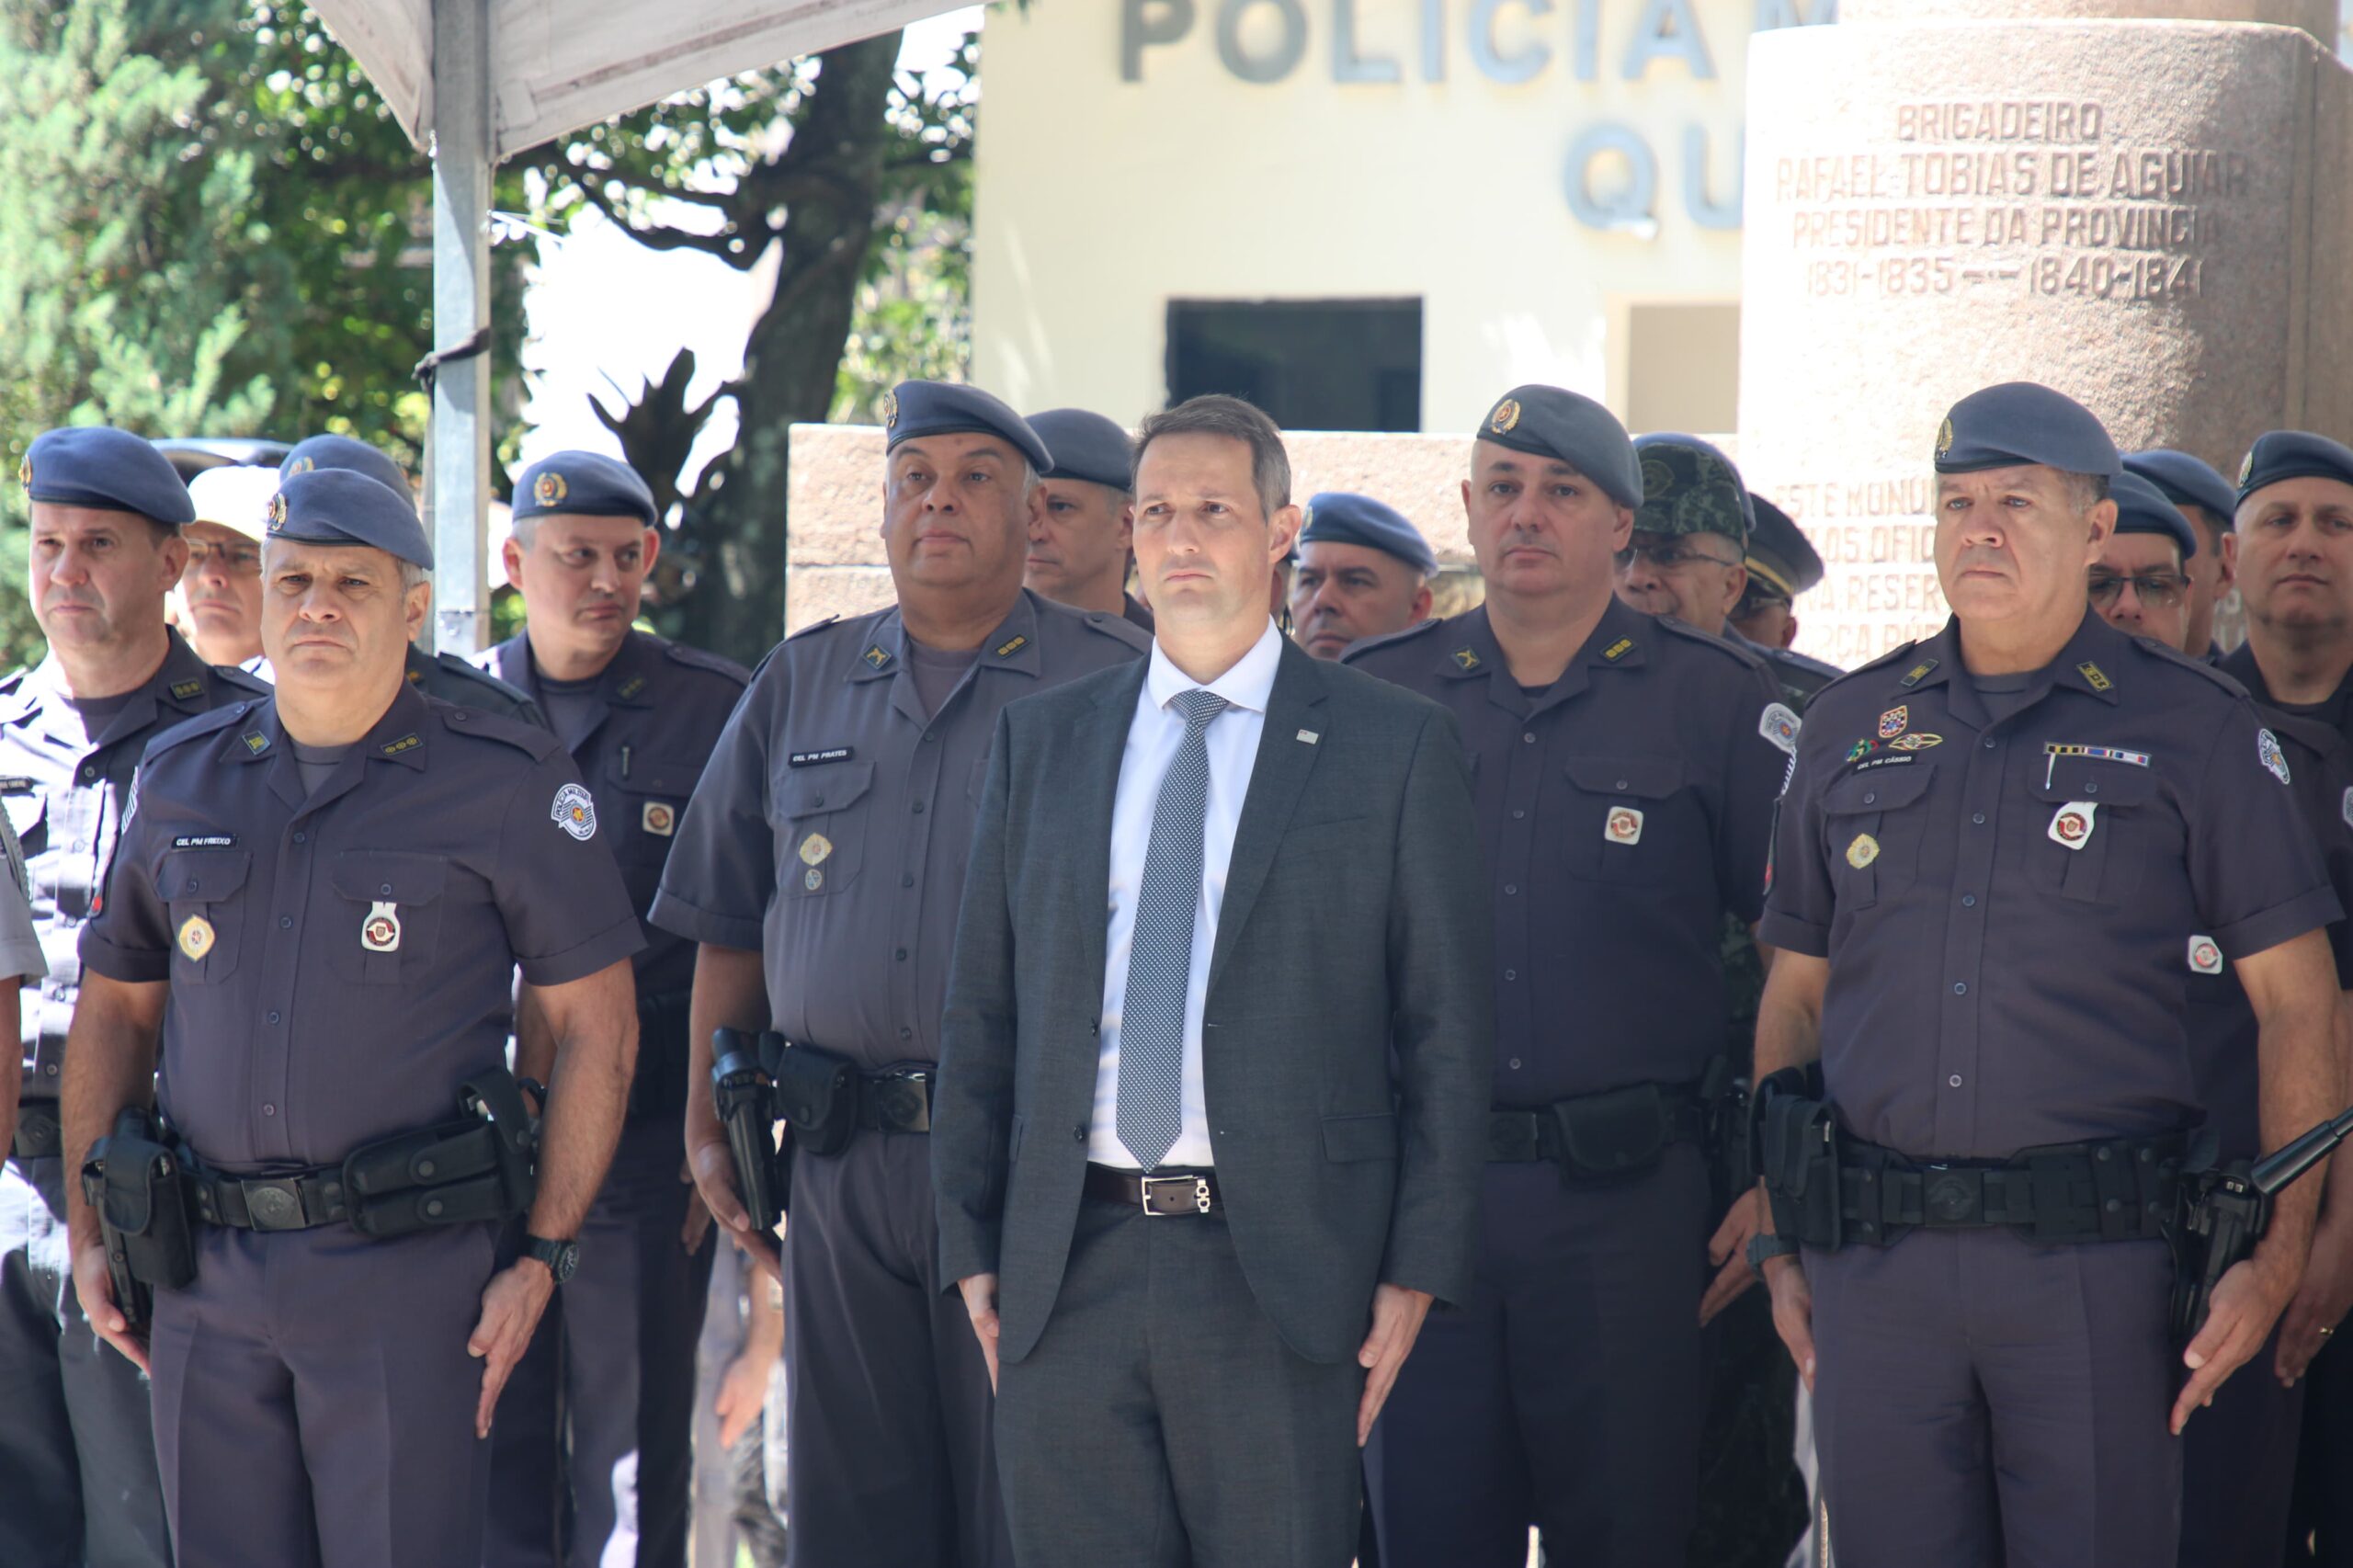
[
  {"left": 1761, "top": 612, "right": 2339, "bottom": 1159},
  {"left": 483, "top": 630, "right": 748, "bottom": 1015},
  {"left": 0, "top": 822, "right": 47, "bottom": 985},
  {"left": 0, "top": 635, "right": 267, "bottom": 1100},
  {"left": 1345, "top": 597, "right": 1787, "bottom": 1104},
  {"left": 79, "top": 682, "right": 642, "bottom": 1171},
  {"left": 650, "top": 589, "right": 1148, "bottom": 1070},
  {"left": 2185, "top": 646, "right": 2353, "bottom": 1155}
]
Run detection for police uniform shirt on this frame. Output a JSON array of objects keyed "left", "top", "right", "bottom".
[
  {"left": 241, "top": 646, "right": 551, "bottom": 733},
  {"left": 0, "top": 822, "right": 46, "bottom": 985},
  {"left": 484, "top": 628, "right": 749, "bottom": 1006},
  {"left": 0, "top": 635, "right": 267, "bottom": 1099},
  {"left": 1762, "top": 612, "right": 2338, "bottom": 1160},
  {"left": 650, "top": 590, "right": 1147, "bottom": 1069},
  {"left": 1344, "top": 597, "right": 1786, "bottom": 1103},
  {"left": 77, "top": 682, "right": 642, "bottom": 1169}
]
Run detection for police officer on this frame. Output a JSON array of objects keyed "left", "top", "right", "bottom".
[
  {"left": 1750, "top": 385, "right": 2343, "bottom": 1567},
  {"left": 2086, "top": 471, "right": 2199, "bottom": 653},
  {"left": 273, "top": 434, "right": 547, "bottom": 727},
  {"left": 1347, "top": 386, "right": 1786, "bottom": 1567},
  {"left": 2125, "top": 449, "right": 2241, "bottom": 661},
  {"left": 2213, "top": 432, "right": 2353, "bottom": 1568},
  {"left": 1732, "top": 494, "right": 1845, "bottom": 712},
  {"left": 0, "top": 426, "right": 267, "bottom": 1568},
  {"left": 651, "top": 381, "right": 1147, "bottom": 1568},
  {"left": 63, "top": 466, "right": 644, "bottom": 1568},
  {"left": 1288, "top": 491, "right": 1436, "bottom": 660},
  {"left": 1023, "top": 408, "right": 1154, "bottom": 632},
  {"left": 179, "top": 464, "right": 276, "bottom": 666},
  {"left": 481, "top": 450, "right": 749, "bottom": 1568}
]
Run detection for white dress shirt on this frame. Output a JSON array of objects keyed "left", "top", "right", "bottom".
[{"left": 1088, "top": 619, "right": 1283, "bottom": 1169}]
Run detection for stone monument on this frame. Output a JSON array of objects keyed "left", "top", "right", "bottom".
[{"left": 1738, "top": 0, "right": 2353, "bottom": 668}]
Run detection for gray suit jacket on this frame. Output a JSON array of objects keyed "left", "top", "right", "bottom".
[{"left": 933, "top": 638, "right": 1494, "bottom": 1366}]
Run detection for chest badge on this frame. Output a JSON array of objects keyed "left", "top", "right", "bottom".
[
  {"left": 1878, "top": 706, "right": 1908, "bottom": 739},
  {"left": 2188, "top": 935, "right": 2224, "bottom": 976},
  {"left": 362, "top": 901, "right": 402, "bottom": 953},
  {"left": 1604, "top": 807, "right": 1644, "bottom": 846},
  {"left": 2048, "top": 801, "right": 2098, "bottom": 850},
  {"left": 642, "top": 801, "right": 676, "bottom": 837},
  {"left": 176, "top": 915, "right": 215, "bottom": 961},
  {"left": 1846, "top": 833, "right": 1880, "bottom": 869}
]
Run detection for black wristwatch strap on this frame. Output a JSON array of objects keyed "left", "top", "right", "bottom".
[{"left": 1746, "top": 1232, "right": 1802, "bottom": 1269}]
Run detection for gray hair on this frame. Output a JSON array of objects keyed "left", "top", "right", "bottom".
[
  {"left": 2063, "top": 472, "right": 2112, "bottom": 517},
  {"left": 400, "top": 561, "right": 430, "bottom": 593},
  {"left": 1134, "top": 395, "right": 1290, "bottom": 522}
]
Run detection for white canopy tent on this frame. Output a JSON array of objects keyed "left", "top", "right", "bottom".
[{"left": 304, "top": 0, "right": 957, "bottom": 651}]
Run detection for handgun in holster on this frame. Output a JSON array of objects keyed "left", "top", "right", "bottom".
[
  {"left": 2170, "top": 1104, "right": 2353, "bottom": 1343},
  {"left": 713, "top": 1029, "right": 788, "bottom": 1235},
  {"left": 1699, "top": 1054, "right": 1750, "bottom": 1212},
  {"left": 78, "top": 1107, "right": 199, "bottom": 1333},
  {"left": 1749, "top": 1063, "right": 1840, "bottom": 1250}
]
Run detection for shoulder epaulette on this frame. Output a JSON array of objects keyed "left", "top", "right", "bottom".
[
  {"left": 784, "top": 615, "right": 841, "bottom": 643},
  {"left": 210, "top": 664, "right": 273, "bottom": 700},
  {"left": 1077, "top": 610, "right": 1152, "bottom": 653},
  {"left": 662, "top": 639, "right": 753, "bottom": 686},
  {"left": 2131, "top": 634, "right": 2247, "bottom": 695},
  {"left": 433, "top": 702, "right": 559, "bottom": 761},
  {"left": 1338, "top": 616, "right": 1447, "bottom": 665},
  {"left": 1658, "top": 616, "right": 1767, "bottom": 669},
  {"left": 142, "top": 701, "right": 255, "bottom": 761}
]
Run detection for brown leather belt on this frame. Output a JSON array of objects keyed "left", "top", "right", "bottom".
[{"left": 1083, "top": 1163, "right": 1222, "bottom": 1217}]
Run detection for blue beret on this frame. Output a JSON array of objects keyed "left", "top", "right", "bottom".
[
  {"left": 2237, "top": 431, "right": 2353, "bottom": 505},
  {"left": 1026, "top": 409, "right": 1132, "bottom": 493},
  {"left": 21, "top": 427, "right": 193, "bottom": 526},
  {"left": 267, "top": 469, "right": 433, "bottom": 569},
  {"left": 1476, "top": 385, "right": 1643, "bottom": 509},
  {"left": 1632, "top": 434, "right": 1753, "bottom": 544},
  {"left": 1934, "top": 382, "right": 2120, "bottom": 479},
  {"left": 1298, "top": 492, "right": 1436, "bottom": 574},
  {"left": 278, "top": 434, "right": 411, "bottom": 499},
  {"left": 1745, "top": 494, "right": 1823, "bottom": 598},
  {"left": 2122, "top": 449, "right": 2235, "bottom": 526},
  {"left": 2109, "top": 471, "right": 2196, "bottom": 559},
  {"left": 513, "top": 450, "right": 656, "bottom": 527},
  {"left": 883, "top": 381, "right": 1051, "bottom": 473}
]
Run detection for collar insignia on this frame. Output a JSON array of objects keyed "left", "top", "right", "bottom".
[
  {"left": 1451, "top": 648, "right": 1480, "bottom": 671},
  {"left": 862, "top": 644, "right": 892, "bottom": 670},
  {"left": 1602, "top": 637, "right": 1634, "bottom": 662},
  {"left": 1899, "top": 658, "right": 1938, "bottom": 688},
  {"left": 994, "top": 634, "right": 1029, "bottom": 658},
  {"left": 2076, "top": 661, "right": 2113, "bottom": 692}
]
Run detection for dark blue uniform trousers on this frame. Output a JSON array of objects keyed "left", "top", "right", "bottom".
[
  {"left": 1366, "top": 1147, "right": 1711, "bottom": 1567},
  {"left": 2179, "top": 1322, "right": 2301, "bottom": 1568},
  {"left": 0, "top": 1152, "right": 173, "bottom": 1567},
  {"left": 785, "top": 1131, "right": 1012, "bottom": 1568},
  {"left": 486, "top": 1116, "right": 716, "bottom": 1567},
  {"left": 148, "top": 1219, "right": 501, "bottom": 1568},
  {"left": 1808, "top": 1228, "right": 2177, "bottom": 1568}
]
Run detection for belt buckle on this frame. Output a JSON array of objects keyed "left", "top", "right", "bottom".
[
  {"left": 1137, "top": 1174, "right": 1210, "bottom": 1217},
  {"left": 242, "top": 1177, "right": 305, "bottom": 1232}
]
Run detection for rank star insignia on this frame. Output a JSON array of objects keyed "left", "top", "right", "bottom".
[
  {"left": 1602, "top": 638, "right": 1634, "bottom": 662},
  {"left": 551, "top": 781, "right": 597, "bottom": 840},
  {"left": 176, "top": 914, "right": 215, "bottom": 961},
  {"left": 533, "top": 471, "right": 568, "bottom": 506},
  {"left": 2076, "top": 661, "right": 2113, "bottom": 693},
  {"left": 1451, "top": 648, "right": 1480, "bottom": 671},
  {"left": 1604, "top": 806, "right": 1644, "bottom": 846},
  {"left": 169, "top": 679, "right": 203, "bottom": 700},
  {"left": 994, "top": 634, "right": 1029, "bottom": 658},
  {"left": 799, "top": 832, "right": 832, "bottom": 867},
  {"left": 1878, "top": 706, "right": 1908, "bottom": 740},
  {"left": 642, "top": 800, "right": 676, "bottom": 836},
  {"left": 2188, "top": 935, "right": 2224, "bottom": 975},
  {"left": 1846, "top": 833, "right": 1880, "bottom": 869},
  {"left": 1489, "top": 397, "right": 1521, "bottom": 434},
  {"left": 2048, "top": 801, "right": 2097, "bottom": 849},
  {"left": 361, "top": 900, "right": 402, "bottom": 953},
  {"left": 2260, "top": 728, "right": 2291, "bottom": 784},
  {"left": 616, "top": 674, "right": 647, "bottom": 699}
]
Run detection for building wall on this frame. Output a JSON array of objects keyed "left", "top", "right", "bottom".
[{"left": 972, "top": 0, "right": 1830, "bottom": 430}]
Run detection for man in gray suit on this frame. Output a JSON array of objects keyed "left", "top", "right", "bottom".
[{"left": 932, "top": 394, "right": 1492, "bottom": 1568}]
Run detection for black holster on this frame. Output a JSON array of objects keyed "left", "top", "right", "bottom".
[
  {"left": 340, "top": 1071, "right": 538, "bottom": 1239},
  {"left": 1751, "top": 1065, "right": 1841, "bottom": 1250},
  {"left": 2169, "top": 1131, "right": 2270, "bottom": 1344},
  {"left": 79, "top": 1107, "right": 199, "bottom": 1331},
  {"left": 712, "top": 1029, "right": 787, "bottom": 1233},
  {"left": 1699, "top": 1055, "right": 1750, "bottom": 1212}
]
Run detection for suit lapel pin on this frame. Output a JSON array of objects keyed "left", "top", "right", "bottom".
[{"left": 1296, "top": 730, "right": 1319, "bottom": 744}]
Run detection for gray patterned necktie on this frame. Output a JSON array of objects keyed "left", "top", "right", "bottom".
[{"left": 1115, "top": 687, "right": 1229, "bottom": 1170}]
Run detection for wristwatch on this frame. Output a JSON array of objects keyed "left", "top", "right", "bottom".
[
  {"left": 1745, "top": 1232, "right": 1802, "bottom": 1270},
  {"left": 523, "top": 1233, "right": 580, "bottom": 1284}
]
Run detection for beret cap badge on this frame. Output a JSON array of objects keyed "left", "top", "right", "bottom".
[
  {"left": 881, "top": 389, "right": 900, "bottom": 429},
  {"left": 1490, "top": 398, "right": 1521, "bottom": 435},
  {"left": 2241, "top": 449, "right": 2256, "bottom": 484},
  {"left": 1640, "top": 457, "right": 1675, "bottom": 497},
  {"left": 1936, "top": 418, "right": 1955, "bottom": 460},
  {"left": 266, "top": 492, "right": 289, "bottom": 530},
  {"left": 16, "top": 456, "right": 28, "bottom": 494},
  {"left": 533, "top": 471, "right": 567, "bottom": 506}
]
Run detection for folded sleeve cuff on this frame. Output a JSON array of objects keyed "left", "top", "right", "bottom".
[
  {"left": 1757, "top": 910, "right": 1829, "bottom": 959},
  {"left": 76, "top": 931, "right": 170, "bottom": 985},
  {"left": 2214, "top": 885, "right": 2345, "bottom": 968},
  {"left": 517, "top": 917, "right": 646, "bottom": 989},
  {"left": 647, "top": 889, "right": 765, "bottom": 953}
]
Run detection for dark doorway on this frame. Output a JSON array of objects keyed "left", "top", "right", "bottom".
[{"left": 1165, "top": 298, "right": 1423, "bottom": 431}]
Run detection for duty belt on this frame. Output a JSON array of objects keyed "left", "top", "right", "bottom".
[
  {"left": 1083, "top": 1163, "right": 1223, "bottom": 1216},
  {"left": 190, "top": 1164, "right": 353, "bottom": 1232},
  {"left": 1829, "top": 1134, "right": 2187, "bottom": 1246},
  {"left": 10, "top": 1102, "right": 61, "bottom": 1160},
  {"left": 1487, "top": 1078, "right": 1709, "bottom": 1180},
  {"left": 858, "top": 1069, "right": 934, "bottom": 1135}
]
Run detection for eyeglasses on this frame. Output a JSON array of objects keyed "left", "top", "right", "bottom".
[
  {"left": 1620, "top": 539, "right": 1743, "bottom": 572},
  {"left": 2087, "top": 570, "right": 2188, "bottom": 609},
  {"left": 185, "top": 540, "right": 263, "bottom": 575}
]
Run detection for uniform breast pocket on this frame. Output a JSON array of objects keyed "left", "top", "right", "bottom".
[
  {"left": 1820, "top": 762, "right": 1937, "bottom": 909},
  {"left": 155, "top": 849, "right": 251, "bottom": 983},
  {"left": 325, "top": 852, "right": 449, "bottom": 983},
  {"left": 606, "top": 759, "right": 702, "bottom": 869},
  {"left": 771, "top": 760, "right": 874, "bottom": 899},
  {"left": 1560, "top": 755, "right": 1685, "bottom": 883},
  {"left": 2029, "top": 760, "right": 2157, "bottom": 904}
]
